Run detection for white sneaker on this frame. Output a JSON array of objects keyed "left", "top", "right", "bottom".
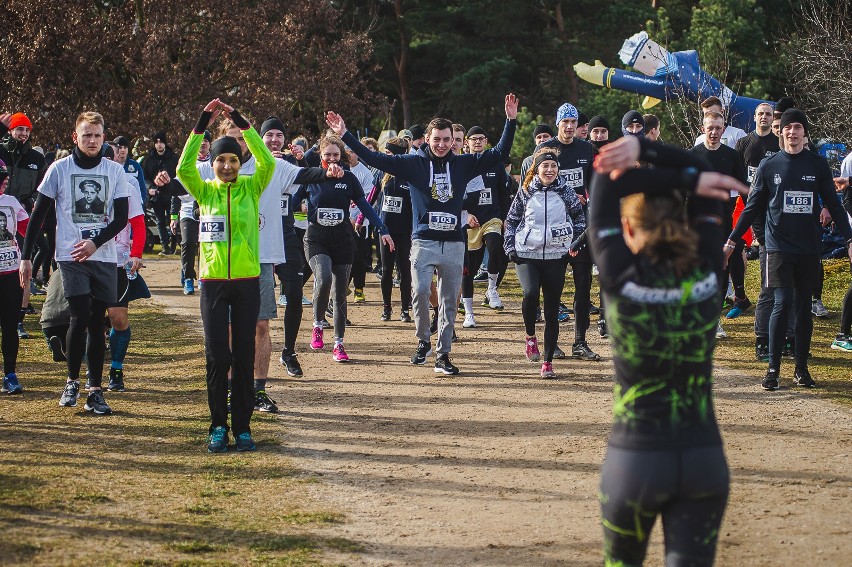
[
  {"left": 716, "top": 322, "right": 727, "bottom": 339},
  {"left": 277, "top": 294, "right": 287, "bottom": 306},
  {"left": 463, "top": 313, "right": 476, "bottom": 328},
  {"left": 486, "top": 288, "right": 503, "bottom": 310}
]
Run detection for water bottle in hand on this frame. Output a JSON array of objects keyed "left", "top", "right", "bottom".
[{"left": 123, "top": 251, "right": 137, "bottom": 280}]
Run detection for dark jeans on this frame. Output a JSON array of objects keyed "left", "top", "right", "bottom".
[
  {"left": 150, "top": 200, "right": 173, "bottom": 252},
  {"left": 380, "top": 233, "right": 412, "bottom": 310},
  {"left": 180, "top": 218, "right": 199, "bottom": 281},
  {"left": 515, "top": 258, "right": 567, "bottom": 362},
  {"left": 569, "top": 260, "right": 593, "bottom": 343},
  {"left": 200, "top": 278, "right": 260, "bottom": 435}
]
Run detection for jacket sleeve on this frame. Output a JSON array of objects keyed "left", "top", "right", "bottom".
[
  {"left": 503, "top": 190, "right": 525, "bottom": 256},
  {"left": 342, "top": 131, "right": 415, "bottom": 179},
  {"left": 129, "top": 214, "right": 146, "bottom": 258},
  {"left": 730, "top": 164, "right": 769, "bottom": 242},
  {"left": 349, "top": 178, "right": 388, "bottom": 235},
  {"left": 293, "top": 166, "right": 331, "bottom": 185},
  {"left": 176, "top": 132, "right": 207, "bottom": 201},
  {"left": 817, "top": 158, "right": 852, "bottom": 243},
  {"left": 472, "top": 120, "right": 517, "bottom": 175},
  {"left": 243, "top": 127, "right": 275, "bottom": 197}
]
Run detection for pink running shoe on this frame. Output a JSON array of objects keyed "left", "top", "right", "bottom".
[
  {"left": 540, "top": 362, "right": 556, "bottom": 379},
  {"left": 333, "top": 343, "right": 350, "bottom": 362},
  {"left": 310, "top": 326, "right": 324, "bottom": 350},
  {"left": 526, "top": 336, "right": 540, "bottom": 362}
]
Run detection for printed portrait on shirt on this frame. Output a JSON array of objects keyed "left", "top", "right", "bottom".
[
  {"left": 0, "top": 206, "right": 14, "bottom": 243},
  {"left": 72, "top": 174, "right": 110, "bottom": 223}
]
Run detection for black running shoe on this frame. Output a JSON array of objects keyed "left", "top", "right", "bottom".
[
  {"left": 452, "top": 330, "right": 458, "bottom": 342},
  {"left": 381, "top": 306, "right": 392, "bottom": 321},
  {"left": 553, "top": 345, "right": 566, "bottom": 359},
  {"left": 84, "top": 390, "right": 112, "bottom": 415},
  {"left": 793, "top": 367, "right": 816, "bottom": 388},
  {"left": 254, "top": 390, "right": 279, "bottom": 413},
  {"left": 107, "top": 368, "right": 126, "bottom": 392},
  {"left": 429, "top": 308, "right": 438, "bottom": 335},
  {"left": 400, "top": 310, "right": 412, "bottom": 323},
  {"left": 279, "top": 350, "right": 303, "bottom": 376},
  {"left": 48, "top": 335, "right": 67, "bottom": 362},
  {"left": 755, "top": 338, "right": 769, "bottom": 362},
  {"left": 597, "top": 319, "right": 608, "bottom": 338},
  {"left": 434, "top": 353, "right": 459, "bottom": 375},
  {"left": 589, "top": 303, "right": 600, "bottom": 315},
  {"left": 761, "top": 368, "right": 780, "bottom": 391},
  {"left": 59, "top": 381, "right": 80, "bottom": 407},
  {"left": 410, "top": 340, "right": 432, "bottom": 365},
  {"left": 572, "top": 341, "right": 601, "bottom": 361},
  {"left": 320, "top": 319, "right": 332, "bottom": 329}
]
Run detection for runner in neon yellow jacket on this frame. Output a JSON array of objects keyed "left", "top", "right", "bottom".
[{"left": 176, "top": 101, "right": 274, "bottom": 280}]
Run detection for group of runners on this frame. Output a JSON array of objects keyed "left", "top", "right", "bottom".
[{"left": 2, "top": 89, "right": 851, "bottom": 566}]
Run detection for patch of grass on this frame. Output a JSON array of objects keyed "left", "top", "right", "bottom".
[
  {"left": 325, "top": 537, "right": 365, "bottom": 553},
  {"left": 73, "top": 490, "right": 113, "bottom": 503},
  {"left": 249, "top": 535, "right": 318, "bottom": 553},
  {"left": 166, "top": 540, "right": 222, "bottom": 553},
  {"left": 280, "top": 511, "right": 344, "bottom": 526},
  {"left": 0, "top": 299, "right": 349, "bottom": 566},
  {"left": 716, "top": 258, "right": 851, "bottom": 405},
  {"left": 185, "top": 502, "right": 217, "bottom": 515}
]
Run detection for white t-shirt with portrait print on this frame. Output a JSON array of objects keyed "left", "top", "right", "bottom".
[
  {"left": 0, "top": 194, "right": 28, "bottom": 274},
  {"left": 37, "top": 155, "right": 133, "bottom": 264}
]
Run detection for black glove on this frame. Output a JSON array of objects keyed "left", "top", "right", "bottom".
[{"left": 508, "top": 251, "right": 524, "bottom": 265}]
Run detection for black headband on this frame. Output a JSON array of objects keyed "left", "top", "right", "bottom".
[
  {"left": 210, "top": 136, "right": 243, "bottom": 163},
  {"left": 533, "top": 152, "right": 559, "bottom": 171}
]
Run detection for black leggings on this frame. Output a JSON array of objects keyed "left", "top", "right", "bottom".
[
  {"left": 842, "top": 262, "right": 852, "bottom": 336},
  {"left": 463, "top": 232, "right": 503, "bottom": 298},
  {"left": 515, "top": 259, "right": 567, "bottom": 362},
  {"left": 726, "top": 240, "right": 747, "bottom": 300},
  {"left": 151, "top": 200, "right": 173, "bottom": 252},
  {"left": 200, "top": 278, "right": 259, "bottom": 435},
  {"left": 813, "top": 262, "right": 825, "bottom": 301},
  {"left": 769, "top": 287, "right": 812, "bottom": 369},
  {"left": 569, "top": 261, "right": 593, "bottom": 343},
  {"left": 277, "top": 240, "right": 304, "bottom": 352},
  {"left": 66, "top": 294, "right": 109, "bottom": 387},
  {"left": 0, "top": 272, "right": 23, "bottom": 375},
  {"left": 380, "top": 233, "right": 412, "bottom": 310},
  {"left": 600, "top": 444, "right": 729, "bottom": 566},
  {"left": 350, "top": 226, "right": 373, "bottom": 290}
]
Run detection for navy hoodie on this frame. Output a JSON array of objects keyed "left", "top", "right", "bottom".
[{"left": 342, "top": 120, "right": 516, "bottom": 242}]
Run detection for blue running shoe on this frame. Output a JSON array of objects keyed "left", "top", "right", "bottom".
[
  {"left": 208, "top": 426, "right": 228, "bottom": 453},
  {"left": 301, "top": 295, "right": 312, "bottom": 305},
  {"left": 2, "top": 373, "right": 23, "bottom": 394},
  {"left": 183, "top": 279, "right": 195, "bottom": 296},
  {"left": 235, "top": 432, "right": 256, "bottom": 452},
  {"left": 725, "top": 306, "right": 743, "bottom": 319}
]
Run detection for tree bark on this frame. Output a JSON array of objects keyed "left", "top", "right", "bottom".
[{"left": 393, "top": 0, "right": 411, "bottom": 127}]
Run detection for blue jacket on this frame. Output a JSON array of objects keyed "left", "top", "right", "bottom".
[
  {"left": 342, "top": 119, "right": 516, "bottom": 242},
  {"left": 123, "top": 158, "right": 147, "bottom": 205}
]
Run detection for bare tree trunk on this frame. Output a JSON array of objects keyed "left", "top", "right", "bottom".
[
  {"left": 554, "top": 2, "right": 578, "bottom": 104},
  {"left": 393, "top": 0, "right": 411, "bottom": 127}
]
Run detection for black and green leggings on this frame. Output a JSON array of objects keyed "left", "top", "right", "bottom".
[{"left": 599, "top": 444, "right": 729, "bottom": 566}]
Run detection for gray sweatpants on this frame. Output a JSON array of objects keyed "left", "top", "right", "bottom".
[
  {"left": 411, "top": 239, "right": 465, "bottom": 354},
  {"left": 309, "top": 255, "right": 351, "bottom": 342}
]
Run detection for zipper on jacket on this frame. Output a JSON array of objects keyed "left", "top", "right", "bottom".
[
  {"left": 227, "top": 182, "right": 232, "bottom": 279},
  {"left": 542, "top": 188, "right": 547, "bottom": 260}
]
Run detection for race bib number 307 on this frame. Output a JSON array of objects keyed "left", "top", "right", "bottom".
[
  {"left": 199, "top": 215, "right": 227, "bottom": 242},
  {"left": 783, "top": 191, "right": 813, "bottom": 214},
  {"left": 428, "top": 212, "right": 457, "bottom": 231}
]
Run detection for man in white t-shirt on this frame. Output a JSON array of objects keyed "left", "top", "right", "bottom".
[
  {"left": 20, "top": 111, "right": 132, "bottom": 415},
  {"left": 694, "top": 95, "right": 747, "bottom": 149}
]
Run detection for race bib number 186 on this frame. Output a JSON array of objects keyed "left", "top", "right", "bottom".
[{"left": 783, "top": 191, "right": 813, "bottom": 214}]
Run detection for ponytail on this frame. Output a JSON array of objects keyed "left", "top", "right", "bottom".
[{"left": 621, "top": 193, "right": 699, "bottom": 278}]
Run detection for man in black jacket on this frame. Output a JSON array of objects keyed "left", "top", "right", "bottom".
[{"left": 142, "top": 131, "right": 179, "bottom": 255}]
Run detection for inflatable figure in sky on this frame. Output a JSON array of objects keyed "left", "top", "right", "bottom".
[{"left": 575, "top": 31, "right": 771, "bottom": 132}]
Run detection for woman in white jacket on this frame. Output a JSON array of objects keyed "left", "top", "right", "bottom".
[{"left": 504, "top": 148, "right": 585, "bottom": 377}]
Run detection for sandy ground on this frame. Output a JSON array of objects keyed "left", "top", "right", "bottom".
[{"left": 146, "top": 258, "right": 851, "bottom": 566}]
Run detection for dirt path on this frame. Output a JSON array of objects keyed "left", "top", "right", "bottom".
[{"left": 145, "top": 258, "right": 851, "bottom": 566}]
